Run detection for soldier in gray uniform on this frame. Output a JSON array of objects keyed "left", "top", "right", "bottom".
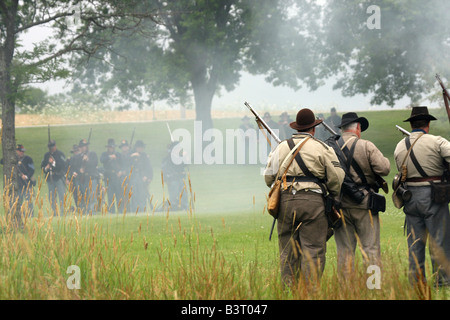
[
  {"left": 394, "top": 106, "right": 450, "bottom": 287},
  {"left": 264, "top": 108, "right": 345, "bottom": 286},
  {"left": 333, "top": 112, "right": 391, "bottom": 274}
]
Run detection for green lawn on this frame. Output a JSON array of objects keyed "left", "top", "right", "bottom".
[{"left": 0, "top": 109, "right": 449, "bottom": 300}]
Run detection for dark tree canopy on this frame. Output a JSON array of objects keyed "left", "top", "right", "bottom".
[{"left": 71, "top": 0, "right": 324, "bottom": 129}]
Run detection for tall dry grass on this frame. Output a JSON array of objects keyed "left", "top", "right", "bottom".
[{"left": 0, "top": 173, "right": 449, "bottom": 300}]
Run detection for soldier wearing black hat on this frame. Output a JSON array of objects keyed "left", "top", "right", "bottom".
[
  {"left": 100, "top": 139, "right": 123, "bottom": 213},
  {"left": 41, "top": 140, "right": 67, "bottom": 215},
  {"left": 118, "top": 139, "right": 133, "bottom": 212},
  {"left": 65, "top": 144, "right": 81, "bottom": 210},
  {"left": 71, "top": 138, "right": 100, "bottom": 213},
  {"left": 130, "top": 140, "right": 153, "bottom": 212},
  {"left": 16, "top": 144, "right": 35, "bottom": 216},
  {"left": 161, "top": 141, "right": 189, "bottom": 211},
  {"left": 394, "top": 106, "right": 450, "bottom": 287},
  {"left": 332, "top": 112, "right": 390, "bottom": 275}
]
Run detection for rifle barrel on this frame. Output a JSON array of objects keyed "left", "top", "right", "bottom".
[
  {"left": 318, "top": 117, "right": 338, "bottom": 136},
  {"left": 244, "top": 102, "right": 281, "bottom": 143},
  {"left": 396, "top": 125, "right": 411, "bottom": 136},
  {"left": 166, "top": 123, "right": 174, "bottom": 142}
]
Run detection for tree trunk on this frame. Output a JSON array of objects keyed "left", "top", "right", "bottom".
[
  {"left": 192, "top": 85, "right": 214, "bottom": 131},
  {"left": 0, "top": 1, "right": 22, "bottom": 228},
  {"left": 191, "top": 70, "right": 216, "bottom": 131}
]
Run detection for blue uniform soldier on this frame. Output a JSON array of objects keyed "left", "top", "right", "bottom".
[
  {"left": 41, "top": 140, "right": 67, "bottom": 215},
  {"left": 100, "top": 139, "right": 123, "bottom": 213}
]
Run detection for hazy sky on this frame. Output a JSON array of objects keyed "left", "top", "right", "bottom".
[
  {"left": 23, "top": 10, "right": 415, "bottom": 116},
  {"left": 213, "top": 72, "right": 412, "bottom": 114}
]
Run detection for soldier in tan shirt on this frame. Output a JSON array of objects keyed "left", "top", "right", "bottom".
[
  {"left": 264, "top": 108, "right": 345, "bottom": 286},
  {"left": 332, "top": 112, "right": 391, "bottom": 274},
  {"left": 393, "top": 106, "right": 450, "bottom": 287}
]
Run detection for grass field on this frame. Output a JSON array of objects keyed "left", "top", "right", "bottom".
[{"left": 1, "top": 108, "right": 449, "bottom": 300}]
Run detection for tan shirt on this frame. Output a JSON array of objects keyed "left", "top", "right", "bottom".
[
  {"left": 340, "top": 132, "right": 391, "bottom": 208},
  {"left": 264, "top": 133, "right": 345, "bottom": 197},
  {"left": 394, "top": 131, "right": 450, "bottom": 186}
]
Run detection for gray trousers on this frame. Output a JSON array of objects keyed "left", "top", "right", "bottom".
[
  {"left": 334, "top": 207, "right": 380, "bottom": 273},
  {"left": 404, "top": 186, "right": 450, "bottom": 286},
  {"left": 277, "top": 190, "right": 328, "bottom": 286},
  {"left": 47, "top": 178, "right": 66, "bottom": 215}
]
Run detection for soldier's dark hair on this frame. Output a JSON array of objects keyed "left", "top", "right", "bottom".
[{"left": 410, "top": 120, "right": 430, "bottom": 129}]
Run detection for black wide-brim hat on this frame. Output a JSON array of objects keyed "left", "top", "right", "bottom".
[
  {"left": 338, "top": 112, "right": 369, "bottom": 132},
  {"left": 135, "top": 140, "right": 146, "bottom": 148},
  {"left": 105, "top": 138, "right": 116, "bottom": 148},
  {"left": 403, "top": 106, "right": 437, "bottom": 122},
  {"left": 290, "top": 108, "right": 322, "bottom": 131}
]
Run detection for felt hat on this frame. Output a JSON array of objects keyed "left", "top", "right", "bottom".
[
  {"left": 338, "top": 112, "right": 369, "bottom": 132},
  {"left": 403, "top": 106, "right": 437, "bottom": 122},
  {"left": 290, "top": 108, "right": 322, "bottom": 131}
]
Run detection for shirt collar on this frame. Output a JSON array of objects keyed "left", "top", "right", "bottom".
[
  {"left": 411, "top": 129, "right": 427, "bottom": 134},
  {"left": 293, "top": 132, "right": 313, "bottom": 138}
]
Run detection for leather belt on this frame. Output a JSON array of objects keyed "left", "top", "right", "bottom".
[{"left": 405, "top": 176, "right": 442, "bottom": 183}]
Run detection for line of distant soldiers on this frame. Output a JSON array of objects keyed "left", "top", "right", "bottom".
[
  {"left": 240, "top": 108, "right": 342, "bottom": 142},
  {"left": 9, "top": 136, "right": 189, "bottom": 216}
]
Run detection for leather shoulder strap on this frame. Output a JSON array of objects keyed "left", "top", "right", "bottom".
[{"left": 405, "top": 136, "right": 428, "bottom": 177}]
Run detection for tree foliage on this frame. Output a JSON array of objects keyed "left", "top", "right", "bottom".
[
  {"left": 0, "top": 0, "right": 156, "bottom": 224},
  {"left": 320, "top": 0, "right": 450, "bottom": 107},
  {"left": 71, "top": 0, "right": 324, "bottom": 129}
]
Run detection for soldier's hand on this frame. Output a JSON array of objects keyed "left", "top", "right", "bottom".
[
  {"left": 73, "top": 172, "right": 78, "bottom": 178},
  {"left": 83, "top": 155, "right": 89, "bottom": 161},
  {"left": 21, "top": 174, "right": 28, "bottom": 180},
  {"left": 109, "top": 154, "right": 116, "bottom": 160}
]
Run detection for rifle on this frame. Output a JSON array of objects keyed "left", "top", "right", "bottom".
[
  {"left": 319, "top": 117, "right": 339, "bottom": 137},
  {"left": 244, "top": 102, "right": 280, "bottom": 240},
  {"left": 130, "top": 127, "right": 136, "bottom": 147},
  {"left": 435, "top": 74, "right": 450, "bottom": 124},
  {"left": 244, "top": 102, "right": 281, "bottom": 145},
  {"left": 87, "top": 128, "right": 93, "bottom": 145},
  {"left": 396, "top": 125, "right": 411, "bottom": 136},
  {"left": 166, "top": 123, "right": 174, "bottom": 143}
]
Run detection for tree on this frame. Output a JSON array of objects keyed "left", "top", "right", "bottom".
[
  {"left": 0, "top": 0, "right": 156, "bottom": 225},
  {"left": 71, "top": 0, "right": 323, "bottom": 130},
  {"left": 320, "top": 0, "right": 450, "bottom": 107}
]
